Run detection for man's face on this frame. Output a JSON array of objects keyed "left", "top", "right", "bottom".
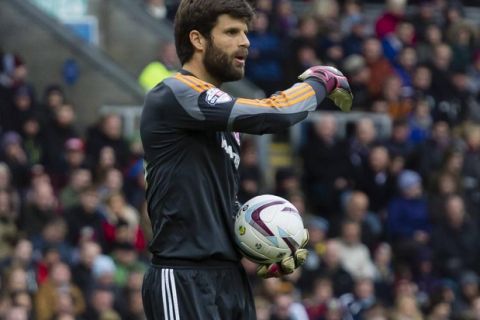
[{"left": 203, "top": 14, "right": 250, "bottom": 82}]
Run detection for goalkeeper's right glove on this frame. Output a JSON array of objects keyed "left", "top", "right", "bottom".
[
  {"left": 256, "top": 228, "right": 309, "bottom": 279},
  {"left": 298, "top": 66, "right": 353, "bottom": 112}
]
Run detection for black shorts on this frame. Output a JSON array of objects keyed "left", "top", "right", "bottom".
[{"left": 142, "top": 260, "right": 256, "bottom": 320}]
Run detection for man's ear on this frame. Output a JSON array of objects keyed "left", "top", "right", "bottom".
[{"left": 189, "top": 30, "right": 206, "bottom": 52}]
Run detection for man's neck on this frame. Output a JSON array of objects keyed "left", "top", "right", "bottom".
[{"left": 183, "top": 60, "right": 221, "bottom": 87}]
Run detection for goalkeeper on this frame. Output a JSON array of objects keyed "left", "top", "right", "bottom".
[{"left": 140, "top": 0, "right": 353, "bottom": 319}]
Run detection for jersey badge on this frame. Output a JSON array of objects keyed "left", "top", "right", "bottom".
[{"left": 205, "top": 88, "right": 232, "bottom": 106}]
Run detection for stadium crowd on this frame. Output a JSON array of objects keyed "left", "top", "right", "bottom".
[{"left": 1, "top": 0, "right": 480, "bottom": 319}]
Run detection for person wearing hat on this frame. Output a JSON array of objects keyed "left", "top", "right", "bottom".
[{"left": 387, "top": 169, "right": 430, "bottom": 267}]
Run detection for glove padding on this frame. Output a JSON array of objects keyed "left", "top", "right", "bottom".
[
  {"left": 256, "top": 229, "right": 309, "bottom": 279},
  {"left": 298, "top": 66, "right": 353, "bottom": 112}
]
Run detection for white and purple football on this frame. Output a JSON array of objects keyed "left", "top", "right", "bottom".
[{"left": 234, "top": 194, "right": 305, "bottom": 264}]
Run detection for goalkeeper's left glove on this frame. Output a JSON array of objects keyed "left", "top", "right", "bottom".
[
  {"left": 298, "top": 65, "right": 353, "bottom": 112},
  {"left": 256, "top": 229, "right": 309, "bottom": 278}
]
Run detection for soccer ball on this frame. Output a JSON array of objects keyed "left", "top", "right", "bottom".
[{"left": 234, "top": 194, "right": 305, "bottom": 264}]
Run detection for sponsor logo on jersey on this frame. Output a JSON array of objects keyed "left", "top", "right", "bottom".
[
  {"left": 205, "top": 88, "right": 232, "bottom": 105},
  {"left": 232, "top": 132, "right": 241, "bottom": 146},
  {"left": 221, "top": 134, "right": 240, "bottom": 169}
]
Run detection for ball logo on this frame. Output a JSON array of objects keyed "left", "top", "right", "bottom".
[
  {"left": 205, "top": 88, "right": 232, "bottom": 105},
  {"left": 255, "top": 243, "right": 262, "bottom": 250},
  {"left": 239, "top": 225, "right": 246, "bottom": 236},
  {"left": 242, "top": 205, "right": 249, "bottom": 211}
]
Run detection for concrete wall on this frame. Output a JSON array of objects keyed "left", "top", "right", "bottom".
[
  {"left": 0, "top": 0, "right": 144, "bottom": 128},
  {"left": 88, "top": 0, "right": 174, "bottom": 78}
]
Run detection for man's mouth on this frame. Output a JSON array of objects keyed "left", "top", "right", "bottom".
[{"left": 234, "top": 51, "right": 248, "bottom": 65}]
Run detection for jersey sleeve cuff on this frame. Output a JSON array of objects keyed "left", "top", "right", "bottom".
[{"left": 304, "top": 79, "right": 327, "bottom": 106}]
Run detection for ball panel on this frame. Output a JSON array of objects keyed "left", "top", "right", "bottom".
[{"left": 234, "top": 194, "right": 305, "bottom": 264}]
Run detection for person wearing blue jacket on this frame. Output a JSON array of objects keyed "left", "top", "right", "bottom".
[{"left": 387, "top": 170, "right": 431, "bottom": 267}]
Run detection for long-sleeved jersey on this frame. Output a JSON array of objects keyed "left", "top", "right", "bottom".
[{"left": 140, "top": 69, "right": 326, "bottom": 262}]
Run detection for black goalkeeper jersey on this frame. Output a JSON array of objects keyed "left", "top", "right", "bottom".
[{"left": 140, "top": 70, "right": 326, "bottom": 263}]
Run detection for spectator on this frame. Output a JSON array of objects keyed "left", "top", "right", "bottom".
[
  {"left": 382, "top": 21, "right": 416, "bottom": 65},
  {"left": 390, "top": 295, "right": 424, "bottom": 320},
  {"left": 4, "top": 306, "right": 29, "bottom": 320},
  {"left": 467, "top": 50, "right": 480, "bottom": 96},
  {"left": 385, "top": 118, "right": 416, "bottom": 164},
  {"left": 417, "top": 121, "right": 452, "bottom": 182},
  {"left": 273, "top": 0, "right": 297, "bottom": 38},
  {"left": 416, "top": 24, "right": 444, "bottom": 64},
  {"left": 21, "top": 117, "right": 46, "bottom": 167},
  {"left": 103, "top": 192, "right": 145, "bottom": 253},
  {"left": 410, "top": 1, "right": 440, "bottom": 43},
  {"left": 349, "top": 117, "right": 378, "bottom": 179},
  {"left": 31, "top": 217, "right": 72, "bottom": 266},
  {"left": 381, "top": 74, "right": 413, "bottom": 120},
  {"left": 427, "top": 43, "right": 454, "bottom": 119},
  {"left": 91, "top": 255, "right": 117, "bottom": 289},
  {"left": 446, "top": 21, "right": 477, "bottom": 73},
  {"left": 304, "top": 277, "right": 334, "bottom": 320},
  {"left": 7, "top": 85, "right": 37, "bottom": 135},
  {"left": 34, "top": 262, "right": 85, "bottom": 320},
  {"left": 286, "top": 16, "right": 322, "bottom": 84},
  {"left": 71, "top": 241, "right": 101, "bottom": 299},
  {"left": 64, "top": 186, "right": 107, "bottom": 249},
  {"left": 457, "top": 271, "right": 480, "bottom": 313},
  {"left": 342, "top": 16, "right": 369, "bottom": 57},
  {"left": 393, "top": 46, "right": 418, "bottom": 98},
  {"left": 375, "top": 0, "right": 406, "bottom": 39},
  {"left": 245, "top": 12, "right": 283, "bottom": 95},
  {"left": 314, "top": 240, "right": 354, "bottom": 297},
  {"left": 460, "top": 125, "right": 480, "bottom": 213},
  {"left": 138, "top": 42, "right": 179, "bottom": 91},
  {"left": 342, "top": 54, "right": 371, "bottom": 109},
  {"left": 373, "top": 243, "right": 395, "bottom": 305},
  {"left": 337, "top": 221, "right": 376, "bottom": 280},
  {"left": 355, "top": 145, "right": 395, "bottom": 214},
  {"left": 340, "top": 277, "right": 376, "bottom": 319},
  {"left": 83, "top": 285, "right": 121, "bottom": 320},
  {"left": 337, "top": 191, "right": 382, "bottom": 250},
  {"left": 86, "top": 114, "right": 130, "bottom": 170},
  {"left": 60, "top": 168, "right": 92, "bottom": 209},
  {"left": 111, "top": 242, "right": 146, "bottom": 287},
  {"left": 0, "top": 239, "right": 36, "bottom": 292},
  {"left": 238, "top": 139, "right": 262, "bottom": 203},
  {"left": 0, "top": 189, "right": 18, "bottom": 260},
  {"left": 408, "top": 98, "right": 433, "bottom": 145},
  {"left": 412, "top": 64, "right": 434, "bottom": 104},
  {"left": 44, "top": 104, "right": 79, "bottom": 181},
  {"left": 427, "top": 171, "right": 461, "bottom": 225},
  {"left": 273, "top": 167, "right": 300, "bottom": 200},
  {"left": 21, "top": 180, "right": 58, "bottom": 237},
  {"left": 431, "top": 195, "right": 479, "bottom": 278},
  {"left": 64, "top": 138, "right": 88, "bottom": 174},
  {"left": 39, "top": 85, "right": 65, "bottom": 127},
  {"left": 96, "top": 167, "right": 124, "bottom": 204},
  {"left": 387, "top": 170, "right": 430, "bottom": 266},
  {"left": 0, "top": 132, "right": 30, "bottom": 189},
  {"left": 270, "top": 292, "right": 308, "bottom": 320},
  {"left": 363, "top": 37, "right": 394, "bottom": 100},
  {"left": 298, "top": 215, "right": 329, "bottom": 293},
  {"left": 302, "top": 114, "right": 350, "bottom": 216}
]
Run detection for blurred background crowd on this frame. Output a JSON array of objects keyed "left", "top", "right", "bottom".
[{"left": 1, "top": 0, "right": 480, "bottom": 319}]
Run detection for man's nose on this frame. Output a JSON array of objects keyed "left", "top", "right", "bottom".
[{"left": 240, "top": 33, "right": 250, "bottom": 48}]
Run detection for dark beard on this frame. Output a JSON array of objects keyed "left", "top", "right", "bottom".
[{"left": 203, "top": 40, "right": 244, "bottom": 83}]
